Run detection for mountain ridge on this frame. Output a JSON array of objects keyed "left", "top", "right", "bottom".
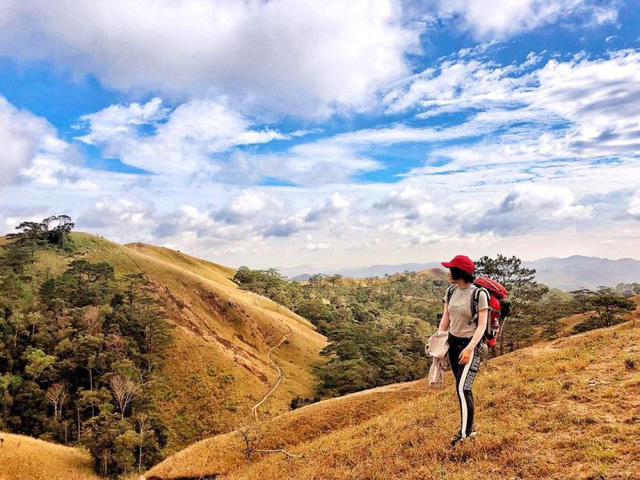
[{"left": 275, "top": 255, "right": 640, "bottom": 290}]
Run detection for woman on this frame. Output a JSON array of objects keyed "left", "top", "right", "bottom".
[{"left": 438, "top": 254, "right": 488, "bottom": 447}]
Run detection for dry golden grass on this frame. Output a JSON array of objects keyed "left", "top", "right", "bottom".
[
  {"left": 124, "top": 242, "right": 236, "bottom": 283},
  {"left": 0, "top": 432, "right": 100, "bottom": 480},
  {"left": 23, "top": 233, "right": 328, "bottom": 452},
  {"left": 146, "top": 381, "right": 431, "bottom": 479},
  {"left": 415, "top": 267, "right": 449, "bottom": 280},
  {"left": 147, "top": 316, "right": 640, "bottom": 480}
]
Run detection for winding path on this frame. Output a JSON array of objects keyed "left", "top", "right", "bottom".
[{"left": 251, "top": 325, "right": 292, "bottom": 420}]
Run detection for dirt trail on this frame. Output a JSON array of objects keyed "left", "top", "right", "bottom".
[{"left": 251, "top": 325, "right": 292, "bottom": 420}]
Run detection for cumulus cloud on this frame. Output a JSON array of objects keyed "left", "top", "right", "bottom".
[
  {"left": 78, "top": 198, "right": 155, "bottom": 230},
  {"left": 0, "top": 96, "right": 58, "bottom": 186},
  {"left": 19, "top": 155, "right": 98, "bottom": 190},
  {"left": 472, "top": 184, "right": 593, "bottom": 235},
  {"left": 214, "top": 190, "right": 285, "bottom": 225},
  {"left": 407, "top": 232, "right": 445, "bottom": 246},
  {"left": 75, "top": 98, "right": 169, "bottom": 146},
  {"left": 305, "top": 193, "right": 351, "bottom": 223},
  {"left": 76, "top": 98, "right": 286, "bottom": 175},
  {"left": 153, "top": 205, "right": 216, "bottom": 239},
  {"left": 78, "top": 97, "right": 404, "bottom": 187},
  {"left": 375, "top": 186, "right": 437, "bottom": 220},
  {"left": 0, "top": 0, "right": 419, "bottom": 117},
  {"left": 262, "top": 217, "right": 306, "bottom": 238}
]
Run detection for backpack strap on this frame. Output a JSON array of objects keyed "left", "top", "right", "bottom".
[
  {"left": 470, "top": 286, "right": 490, "bottom": 325},
  {"left": 444, "top": 284, "right": 457, "bottom": 304}
]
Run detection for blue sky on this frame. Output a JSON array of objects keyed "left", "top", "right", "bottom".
[{"left": 1, "top": 0, "right": 639, "bottom": 269}]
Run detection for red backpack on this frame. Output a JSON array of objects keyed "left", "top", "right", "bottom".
[{"left": 445, "top": 276, "right": 510, "bottom": 347}]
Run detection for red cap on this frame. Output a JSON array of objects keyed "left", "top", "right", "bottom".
[{"left": 441, "top": 255, "right": 475, "bottom": 274}]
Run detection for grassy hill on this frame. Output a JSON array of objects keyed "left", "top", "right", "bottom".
[
  {"left": 21, "top": 233, "right": 328, "bottom": 452},
  {"left": 0, "top": 433, "right": 100, "bottom": 480},
  {"left": 147, "top": 304, "right": 640, "bottom": 480}
]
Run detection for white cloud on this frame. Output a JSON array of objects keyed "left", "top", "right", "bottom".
[
  {"left": 290, "top": 129, "right": 324, "bottom": 138},
  {"left": 407, "top": 232, "right": 445, "bottom": 246},
  {"left": 0, "top": 96, "right": 57, "bottom": 186},
  {"left": 473, "top": 184, "right": 593, "bottom": 235},
  {"left": 0, "top": 0, "right": 419, "bottom": 117},
  {"left": 384, "top": 58, "right": 529, "bottom": 114},
  {"left": 305, "top": 193, "right": 351, "bottom": 223},
  {"left": 437, "top": 0, "right": 618, "bottom": 39},
  {"left": 19, "top": 156, "right": 98, "bottom": 190},
  {"left": 262, "top": 217, "right": 307, "bottom": 238},
  {"left": 496, "top": 185, "right": 592, "bottom": 219},
  {"left": 75, "top": 98, "right": 169, "bottom": 146},
  {"left": 303, "top": 241, "right": 330, "bottom": 252},
  {"left": 375, "top": 186, "right": 437, "bottom": 220},
  {"left": 211, "top": 142, "right": 383, "bottom": 186},
  {"left": 215, "top": 190, "right": 284, "bottom": 224},
  {"left": 76, "top": 98, "right": 286, "bottom": 175},
  {"left": 628, "top": 193, "right": 640, "bottom": 218},
  {"left": 526, "top": 50, "right": 640, "bottom": 156},
  {"left": 386, "top": 49, "right": 640, "bottom": 162},
  {"left": 78, "top": 198, "right": 155, "bottom": 230},
  {"left": 214, "top": 119, "right": 511, "bottom": 187}
]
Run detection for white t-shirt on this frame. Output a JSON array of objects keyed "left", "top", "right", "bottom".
[{"left": 443, "top": 284, "right": 489, "bottom": 338}]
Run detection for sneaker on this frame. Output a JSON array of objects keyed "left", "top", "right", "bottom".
[
  {"left": 450, "top": 430, "right": 463, "bottom": 447},
  {"left": 450, "top": 430, "right": 478, "bottom": 447}
]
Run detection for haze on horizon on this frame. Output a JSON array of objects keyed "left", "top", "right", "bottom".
[{"left": 1, "top": 0, "right": 639, "bottom": 270}]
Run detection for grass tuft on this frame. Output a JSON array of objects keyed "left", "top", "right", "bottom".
[{"left": 624, "top": 356, "right": 636, "bottom": 370}]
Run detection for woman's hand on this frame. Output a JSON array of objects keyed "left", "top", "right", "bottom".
[{"left": 459, "top": 347, "right": 472, "bottom": 365}]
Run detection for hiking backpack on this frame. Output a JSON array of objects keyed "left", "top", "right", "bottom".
[{"left": 445, "top": 277, "right": 510, "bottom": 347}]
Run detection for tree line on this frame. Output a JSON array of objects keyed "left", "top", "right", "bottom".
[{"left": 234, "top": 255, "right": 636, "bottom": 400}]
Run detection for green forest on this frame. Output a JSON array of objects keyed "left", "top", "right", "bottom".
[{"left": 0, "top": 217, "right": 173, "bottom": 476}]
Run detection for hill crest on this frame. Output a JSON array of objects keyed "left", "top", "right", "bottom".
[{"left": 13, "top": 232, "right": 328, "bottom": 452}]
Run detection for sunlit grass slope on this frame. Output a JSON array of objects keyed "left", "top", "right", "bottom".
[
  {"left": 146, "top": 380, "right": 431, "bottom": 479},
  {"left": 0, "top": 432, "right": 100, "bottom": 480},
  {"left": 148, "top": 312, "right": 640, "bottom": 480},
  {"left": 31, "top": 233, "right": 328, "bottom": 451}
]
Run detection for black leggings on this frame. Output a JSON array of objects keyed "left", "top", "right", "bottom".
[{"left": 448, "top": 333, "right": 483, "bottom": 436}]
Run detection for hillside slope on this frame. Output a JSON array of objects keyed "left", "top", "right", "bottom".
[
  {"left": 148, "top": 316, "right": 640, "bottom": 479},
  {"left": 0, "top": 433, "right": 100, "bottom": 480},
  {"left": 29, "top": 233, "right": 328, "bottom": 451},
  {"left": 530, "top": 295, "right": 640, "bottom": 343}
]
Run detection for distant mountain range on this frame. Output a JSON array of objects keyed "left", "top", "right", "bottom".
[
  {"left": 520, "top": 256, "right": 640, "bottom": 291},
  {"left": 278, "top": 262, "right": 441, "bottom": 281},
  {"left": 276, "top": 256, "right": 640, "bottom": 291}
]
